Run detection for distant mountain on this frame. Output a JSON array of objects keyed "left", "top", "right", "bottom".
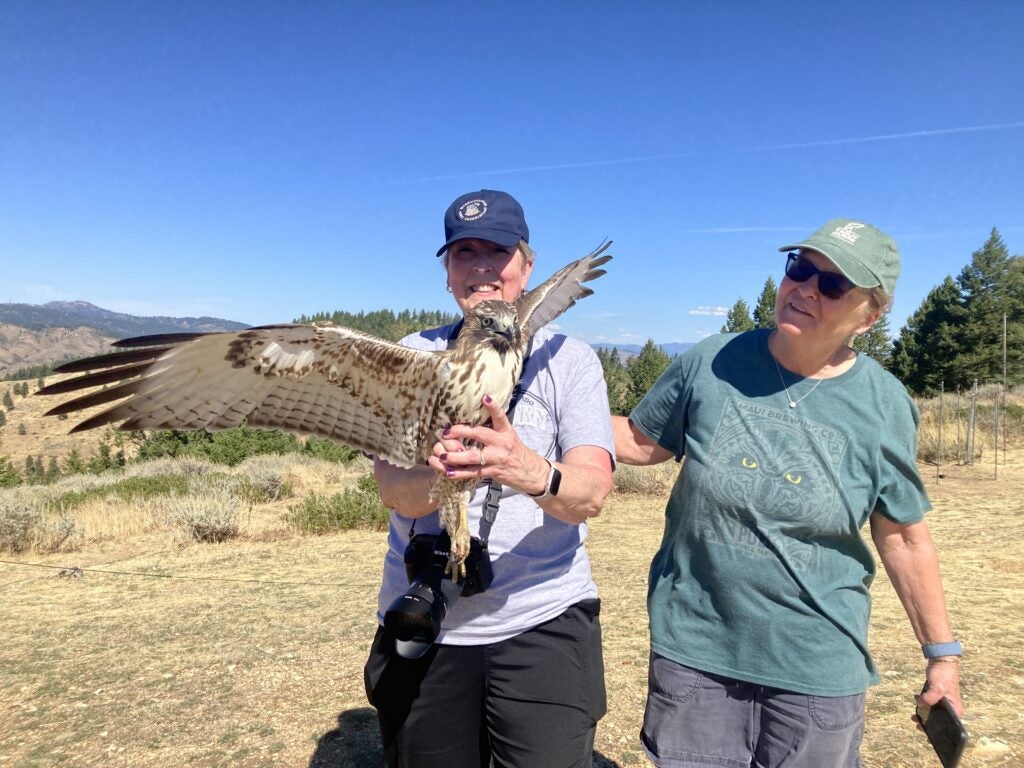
[
  {"left": 0, "top": 301, "right": 248, "bottom": 378},
  {"left": 593, "top": 341, "right": 695, "bottom": 360},
  {"left": 0, "top": 300, "right": 249, "bottom": 338}
]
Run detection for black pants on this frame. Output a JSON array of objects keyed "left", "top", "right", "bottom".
[{"left": 364, "top": 599, "right": 606, "bottom": 768}]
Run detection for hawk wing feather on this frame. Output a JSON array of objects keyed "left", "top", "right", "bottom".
[
  {"left": 40, "top": 324, "right": 451, "bottom": 469},
  {"left": 516, "top": 240, "right": 612, "bottom": 337}
]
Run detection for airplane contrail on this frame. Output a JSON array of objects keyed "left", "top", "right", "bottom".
[
  {"left": 751, "top": 121, "right": 1024, "bottom": 151},
  {"left": 390, "top": 121, "right": 1024, "bottom": 185},
  {"left": 683, "top": 226, "right": 804, "bottom": 234}
]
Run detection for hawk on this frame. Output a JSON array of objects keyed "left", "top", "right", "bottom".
[{"left": 40, "top": 242, "right": 612, "bottom": 576}]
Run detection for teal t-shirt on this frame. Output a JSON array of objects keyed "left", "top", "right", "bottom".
[{"left": 630, "top": 329, "right": 931, "bottom": 696}]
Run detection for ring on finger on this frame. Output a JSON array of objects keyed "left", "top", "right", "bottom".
[{"left": 479, "top": 449, "right": 486, "bottom": 466}]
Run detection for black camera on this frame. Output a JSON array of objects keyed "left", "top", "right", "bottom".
[{"left": 383, "top": 531, "right": 493, "bottom": 658}]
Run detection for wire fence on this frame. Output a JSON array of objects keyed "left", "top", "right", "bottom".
[{"left": 915, "top": 382, "right": 1022, "bottom": 481}]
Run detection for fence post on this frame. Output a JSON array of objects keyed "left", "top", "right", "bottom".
[
  {"left": 937, "top": 382, "right": 943, "bottom": 483},
  {"left": 993, "top": 390, "right": 999, "bottom": 480},
  {"left": 956, "top": 386, "right": 962, "bottom": 465},
  {"left": 964, "top": 380, "right": 978, "bottom": 465}
]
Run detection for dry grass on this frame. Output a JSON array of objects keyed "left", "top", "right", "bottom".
[
  {"left": 916, "top": 389, "right": 1024, "bottom": 466},
  {"left": 1, "top": 376, "right": 130, "bottom": 470},
  {"left": 0, "top": 451, "right": 1021, "bottom": 767}
]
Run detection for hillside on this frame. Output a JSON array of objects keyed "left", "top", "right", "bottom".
[
  {"left": 0, "top": 324, "right": 115, "bottom": 378},
  {"left": 0, "top": 301, "right": 248, "bottom": 378},
  {"left": 1, "top": 374, "right": 136, "bottom": 471}
]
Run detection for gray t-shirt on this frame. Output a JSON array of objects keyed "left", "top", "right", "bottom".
[
  {"left": 630, "top": 329, "right": 931, "bottom": 696},
  {"left": 374, "top": 324, "right": 615, "bottom": 645}
]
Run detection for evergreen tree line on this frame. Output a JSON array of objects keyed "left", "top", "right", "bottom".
[
  {"left": 718, "top": 229, "right": 1021, "bottom": 396},
  {"left": 597, "top": 342, "right": 673, "bottom": 416},
  {"left": 2, "top": 362, "right": 61, "bottom": 382},
  {"left": 890, "top": 229, "right": 1023, "bottom": 396},
  {"left": 5, "top": 450, "right": 121, "bottom": 487},
  {"left": 293, "top": 308, "right": 462, "bottom": 342},
  {"left": 0, "top": 425, "right": 359, "bottom": 489}
]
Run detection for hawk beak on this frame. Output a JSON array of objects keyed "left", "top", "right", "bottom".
[{"left": 497, "top": 316, "right": 517, "bottom": 343}]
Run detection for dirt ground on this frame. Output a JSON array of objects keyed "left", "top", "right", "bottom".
[{"left": 1, "top": 452, "right": 1021, "bottom": 767}]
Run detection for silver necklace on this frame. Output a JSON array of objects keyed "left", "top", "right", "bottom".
[{"left": 771, "top": 355, "right": 824, "bottom": 408}]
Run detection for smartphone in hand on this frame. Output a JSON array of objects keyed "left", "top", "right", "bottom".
[{"left": 916, "top": 697, "right": 969, "bottom": 768}]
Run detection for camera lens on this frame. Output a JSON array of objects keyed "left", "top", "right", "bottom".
[{"left": 384, "top": 568, "right": 460, "bottom": 659}]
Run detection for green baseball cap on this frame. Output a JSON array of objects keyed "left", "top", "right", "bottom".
[{"left": 778, "top": 218, "right": 900, "bottom": 296}]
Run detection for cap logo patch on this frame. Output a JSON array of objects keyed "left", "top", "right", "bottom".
[
  {"left": 830, "top": 222, "right": 865, "bottom": 245},
  {"left": 457, "top": 199, "right": 488, "bottom": 221}
]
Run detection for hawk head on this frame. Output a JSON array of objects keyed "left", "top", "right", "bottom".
[{"left": 463, "top": 301, "right": 521, "bottom": 355}]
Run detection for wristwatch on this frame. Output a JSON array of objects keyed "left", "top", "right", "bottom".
[
  {"left": 528, "top": 457, "right": 562, "bottom": 499},
  {"left": 922, "top": 640, "right": 962, "bottom": 659}
]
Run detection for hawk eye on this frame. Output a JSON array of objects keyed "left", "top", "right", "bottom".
[
  {"left": 741, "top": 457, "right": 757, "bottom": 469},
  {"left": 480, "top": 316, "right": 493, "bottom": 327},
  {"left": 785, "top": 473, "right": 802, "bottom": 484}
]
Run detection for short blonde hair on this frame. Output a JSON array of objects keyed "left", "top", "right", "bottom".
[
  {"left": 517, "top": 241, "right": 535, "bottom": 266},
  {"left": 864, "top": 285, "right": 892, "bottom": 314}
]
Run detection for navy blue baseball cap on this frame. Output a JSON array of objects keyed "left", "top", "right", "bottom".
[{"left": 436, "top": 189, "right": 529, "bottom": 257}]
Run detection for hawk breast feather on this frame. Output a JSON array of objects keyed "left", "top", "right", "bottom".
[{"left": 39, "top": 241, "right": 612, "bottom": 471}]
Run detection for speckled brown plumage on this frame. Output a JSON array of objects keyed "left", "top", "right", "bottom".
[{"left": 39, "top": 242, "right": 612, "bottom": 574}]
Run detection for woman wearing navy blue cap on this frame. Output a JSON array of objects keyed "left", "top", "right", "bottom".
[{"left": 364, "top": 189, "right": 615, "bottom": 768}]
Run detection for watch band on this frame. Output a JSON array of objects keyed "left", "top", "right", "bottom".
[{"left": 922, "top": 640, "right": 962, "bottom": 658}]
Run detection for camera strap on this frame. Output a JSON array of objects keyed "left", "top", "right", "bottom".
[
  {"left": 444, "top": 319, "right": 531, "bottom": 545},
  {"left": 479, "top": 377, "right": 527, "bottom": 539}
]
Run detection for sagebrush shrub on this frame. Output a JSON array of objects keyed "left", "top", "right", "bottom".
[
  {"left": 0, "top": 493, "right": 44, "bottom": 553},
  {"left": 164, "top": 481, "right": 241, "bottom": 543},
  {"left": 613, "top": 462, "right": 679, "bottom": 496},
  {"left": 286, "top": 474, "right": 389, "bottom": 534},
  {"left": 122, "top": 456, "right": 216, "bottom": 478},
  {"left": 232, "top": 456, "right": 294, "bottom": 503}
]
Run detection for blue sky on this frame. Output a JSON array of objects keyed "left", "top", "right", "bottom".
[{"left": 2, "top": 2, "right": 1022, "bottom": 345}]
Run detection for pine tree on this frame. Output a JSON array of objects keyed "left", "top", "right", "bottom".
[
  {"left": 3, "top": 390, "right": 14, "bottom": 410},
  {"left": 721, "top": 299, "right": 755, "bottom": 333},
  {"left": 596, "top": 347, "right": 632, "bottom": 416},
  {"left": 889, "top": 277, "right": 965, "bottom": 395},
  {"left": 45, "top": 456, "right": 60, "bottom": 483},
  {"left": 0, "top": 410, "right": 6, "bottom": 428},
  {"left": 0, "top": 456, "right": 20, "bottom": 487},
  {"left": 625, "top": 340, "right": 671, "bottom": 413},
  {"left": 24, "top": 456, "right": 39, "bottom": 482},
  {"left": 852, "top": 315, "right": 893, "bottom": 366},
  {"left": 62, "top": 449, "right": 86, "bottom": 476},
  {"left": 1007, "top": 254, "right": 1024, "bottom": 384},
  {"left": 954, "top": 229, "right": 1023, "bottom": 386},
  {"left": 753, "top": 278, "right": 778, "bottom": 329}
]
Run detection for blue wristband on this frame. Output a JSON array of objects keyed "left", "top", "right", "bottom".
[{"left": 922, "top": 640, "right": 962, "bottom": 658}]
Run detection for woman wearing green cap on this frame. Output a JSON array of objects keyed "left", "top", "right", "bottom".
[
  {"left": 613, "top": 219, "right": 962, "bottom": 767},
  {"left": 364, "top": 190, "right": 614, "bottom": 768}
]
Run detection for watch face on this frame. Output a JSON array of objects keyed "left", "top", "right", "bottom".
[{"left": 549, "top": 465, "right": 563, "bottom": 496}]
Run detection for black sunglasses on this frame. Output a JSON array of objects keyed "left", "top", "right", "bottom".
[{"left": 784, "top": 252, "right": 855, "bottom": 300}]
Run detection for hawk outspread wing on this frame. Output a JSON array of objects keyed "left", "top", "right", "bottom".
[
  {"left": 42, "top": 324, "right": 448, "bottom": 469},
  {"left": 39, "top": 241, "right": 613, "bottom": 573}
]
